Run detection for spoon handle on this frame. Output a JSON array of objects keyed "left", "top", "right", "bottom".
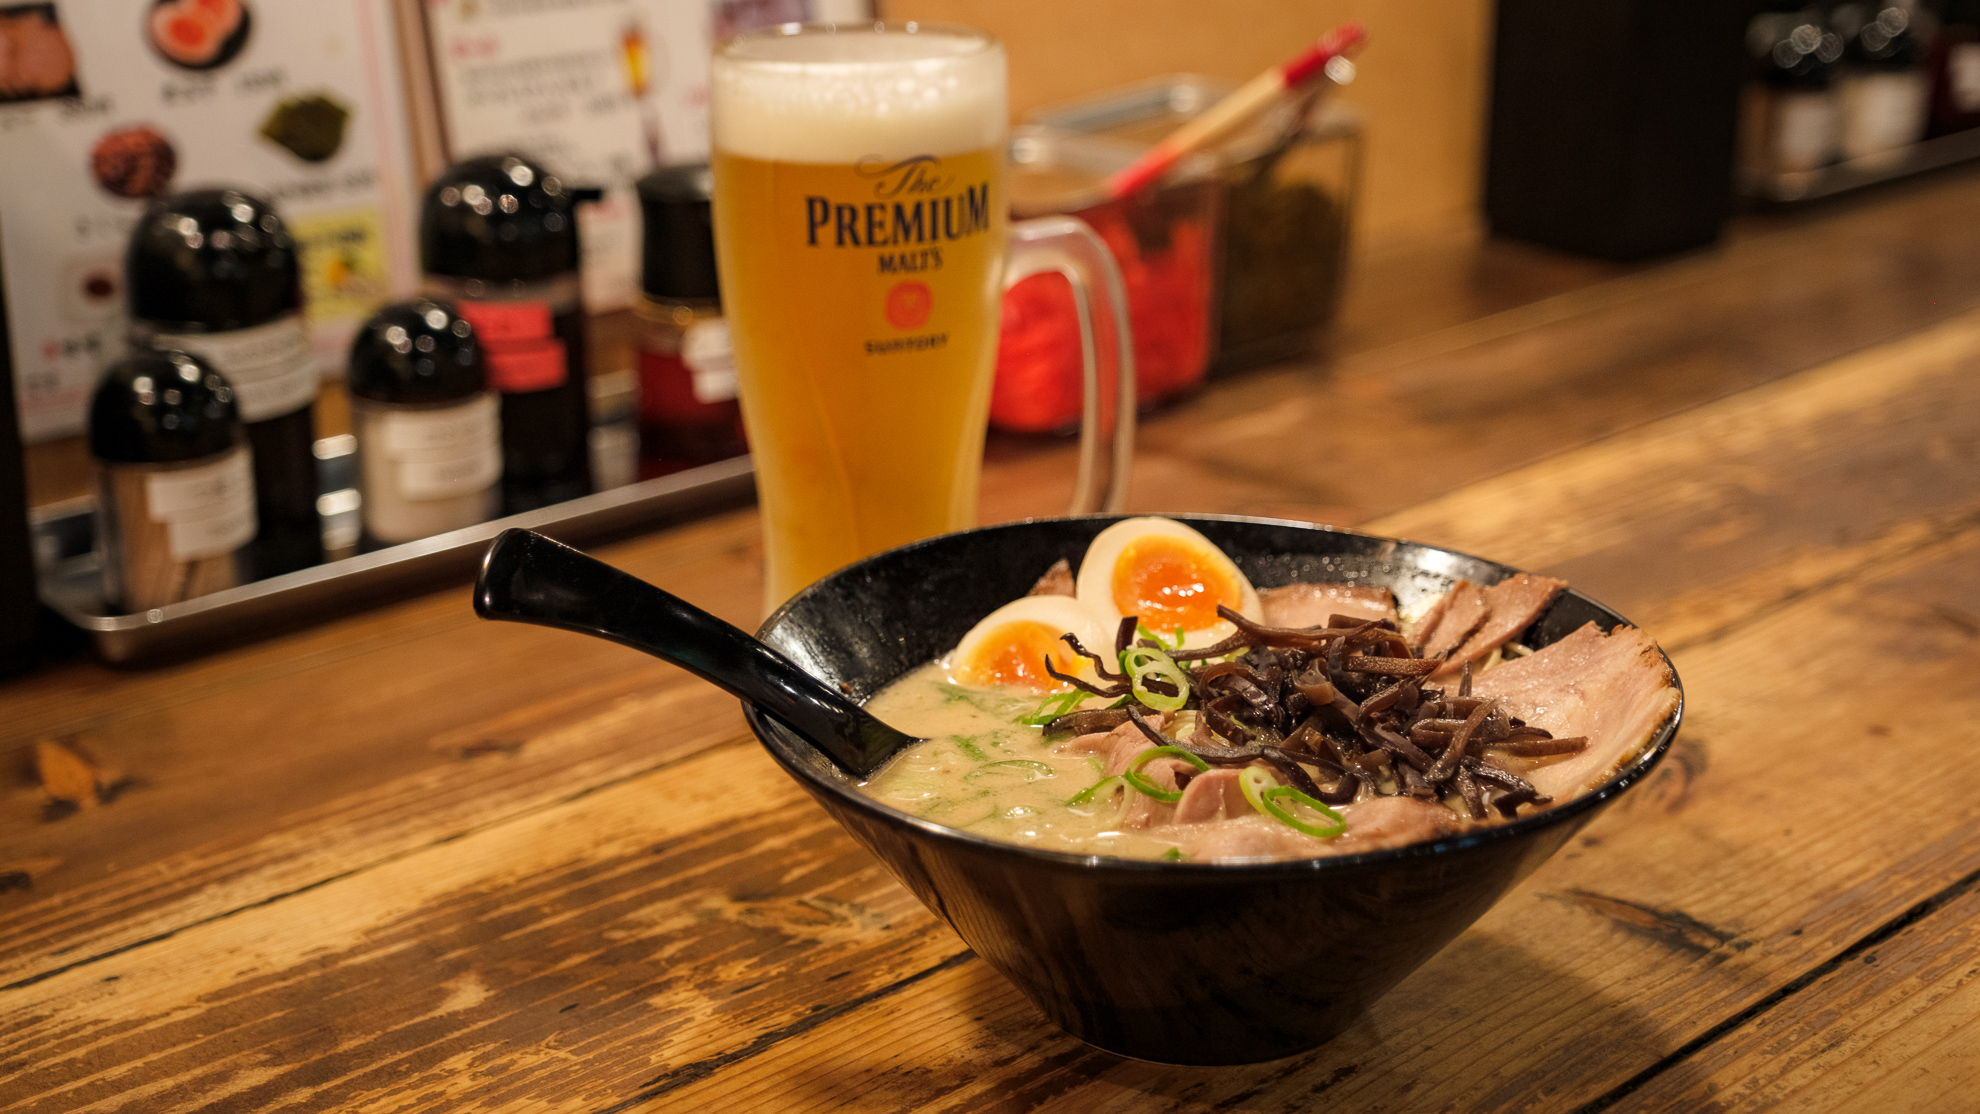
[{"left": 474, "top": 528, "right": 910, "bottom": 776}]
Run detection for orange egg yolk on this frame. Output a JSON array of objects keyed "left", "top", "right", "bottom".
[
  {"left": 1111, "top": 537, "right": 1240, "bottom": 630},
  {"left": 955, "top": 621, "right": 1077, "bottom": 693}
]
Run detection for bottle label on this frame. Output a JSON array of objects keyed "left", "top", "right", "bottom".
[
  {"left": 682, "top": 318, "right": 738, "bottom": 403},
  {"left": 1839, "top": 71, "right": 1928, "bottom": 162},
  {"left": 1953, "top": 44, "right": 1980, "bottom": 113},
  {"left": 144, "top": 447, "right": 257, "bottom": 562},
  {"left": 150, "top": 315, "right": 315, "bottom": 423},
  {"left": 377, "top": 393, "right": 502, "bottom": 500},
  {"left": 1774, "top": 91, "right": 1838, "bottom": 172},
  {"left": 455, "top": 299, "right": 570, "bottom": 393}
]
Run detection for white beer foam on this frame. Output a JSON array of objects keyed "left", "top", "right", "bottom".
[{"left": 713, "top": 27, "right": 1007, "bottom": 163}]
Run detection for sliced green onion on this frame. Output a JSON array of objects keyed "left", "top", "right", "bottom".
[
  {"left": 1239, "top": 766, "right": 1347, "bottom": 839},
  {"left": 1121, "top": 645, "right": 1191, "bottom": 713},
  {"left": 1019, "top": 688, "right": 1085, "bottom": 727},
  {"left": 963, "top": 759, "right": 1056, "bottom": 784},
  {"left": 952, "top": 735, "right": 989, "bottom": 762},
  {"left": 1161, "top": 847, "right": 1185, "bottom": 862},
  {"left": 1122, "top": 745, "right": 1211, "bottom": 803},
  {"left": 1068, "top": 774, "right": 1123, "bottom": 806},
  {"left": 1137, "top": 621, "right": 1186, "bottom": 652}
]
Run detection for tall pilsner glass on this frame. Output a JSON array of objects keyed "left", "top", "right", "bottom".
[{"left": 712, "top": 23, "right": 1135, "bottom": 608}]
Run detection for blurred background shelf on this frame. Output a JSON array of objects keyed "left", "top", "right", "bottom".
[{"left": 1742, "top": 120, "right": 1980, "bottom": 200}]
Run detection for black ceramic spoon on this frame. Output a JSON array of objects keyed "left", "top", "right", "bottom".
[{"left": 473, "top": 528, "right": 916, "bottom": 777}]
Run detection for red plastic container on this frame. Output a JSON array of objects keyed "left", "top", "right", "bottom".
[{"left": 993, "top": 128, "right": 1220, "bottom": 433}]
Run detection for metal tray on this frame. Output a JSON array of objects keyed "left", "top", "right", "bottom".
[
  {"left": 1742, "top": 125, "right": 1980, "bottom": 202},
  {"left": 32, "top": 439, "right": 754, "bottom": 664}
]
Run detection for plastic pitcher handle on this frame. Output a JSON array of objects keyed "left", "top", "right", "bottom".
[{"left": 1006, "top": 216, "right": 1137, "bottom": 514}]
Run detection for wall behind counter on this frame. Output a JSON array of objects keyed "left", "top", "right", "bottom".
[{"left": 882, "top": 0, "right": 1493, "bottom": 251}]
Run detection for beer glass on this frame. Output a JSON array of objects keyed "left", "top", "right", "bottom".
[{"left": 711, "top": 23, "right": 1135, "bottom": 607}]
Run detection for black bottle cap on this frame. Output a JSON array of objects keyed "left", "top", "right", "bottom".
[
  {"left": 347, "top": 299, "right": 486, "bottom": 405},
  {"left": 89, "top": 350, "right": 243, "bottom": 464},
  {"left": 127, "top": 189, "right": 301, "bottom": 331},
  {"left": 1842, "top": 5, "right": 1923, "bottom": 68},
  {"left": 422, "top": 154, "right": 580, "bottom": 283},
  {"left": 637, "top": 163, "right": 719, "bottom": 302}
]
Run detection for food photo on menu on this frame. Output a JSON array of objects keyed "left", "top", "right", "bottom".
[{"left": 1, "top": 1, "right": 1975, "bottom": 1110}]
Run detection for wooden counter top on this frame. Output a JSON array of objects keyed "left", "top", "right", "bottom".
[{"left": 6, "top": 166, "right": 1980, "bottom": 1112}]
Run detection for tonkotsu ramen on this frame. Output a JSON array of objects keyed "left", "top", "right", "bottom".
[{"left": 857, "top": 518, "right": 1680, "bottom": 863}]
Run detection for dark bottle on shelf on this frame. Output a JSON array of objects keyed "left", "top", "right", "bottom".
[
  {"left": 1928, "top": 0, "right": 1980, "bottom": 136},
  {"left": 89, "top": 350, "right": 255, "bottom": 612},
  {"left": 1740, "top": 6, "right": 1845, "bottom": 181},
  {"left": 347, "top": 300, "right": 501, "bottom": 546},
  {"left": 127, "top": 189, "right": 322, "bottom": 580},
  {"left": 634, "top": 163, "right": 744, "bottom": 477},
  {"left": 1833, "top": 2, "right": 1930, "bottom": 165},
  {"left": 420, "top": 154, "right": 592, "bottom": 514}
]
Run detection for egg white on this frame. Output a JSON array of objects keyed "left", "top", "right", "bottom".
[
  {"left": 1074, "top": 517, "right": 1262, "bottom": 648},
  {"left": 946, "top": 594, "right": 1118, "bottom": 691}
]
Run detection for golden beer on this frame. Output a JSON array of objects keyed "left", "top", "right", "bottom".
[{"left": 712, "top": 25, "right": 1013, "bottom": 606}]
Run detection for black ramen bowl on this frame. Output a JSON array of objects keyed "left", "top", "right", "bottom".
[{"left": 748, "top": 515, "right": 1683, "bottom": 1065}]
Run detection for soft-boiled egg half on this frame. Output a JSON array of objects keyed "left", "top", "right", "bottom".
[
  {"left": 947, "top": 595, "right": 1117, "bottom": 694},
  {"left": 1075, "top": 517, "right": 1262, "bottom": 646}
]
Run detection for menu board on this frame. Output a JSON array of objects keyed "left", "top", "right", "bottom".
[
  {"left": 0, "top": 0, "right": 422, "bottom": 443},
  {"left": 425, "top": 0, "right": 717, "bottom": 312}
]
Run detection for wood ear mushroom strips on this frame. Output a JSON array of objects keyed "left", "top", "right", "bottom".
[{"left": 858, "top": 519, "right": 1676, "bottom": 863}]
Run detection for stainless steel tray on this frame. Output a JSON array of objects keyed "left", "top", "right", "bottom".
[
  {"left": 1742, "top": 125, "right": 1980, "bottom": 202},
  {"left": 32, "top": 442, "right": 754, "bottom": 664}
]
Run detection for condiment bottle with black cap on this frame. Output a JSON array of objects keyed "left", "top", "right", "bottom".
[
  {"left": 1742, "top": 6, "right": 1845, "bottom": 180},
  {"left": 634, "top": 163, "right": 743, "bottom": 474},
  {"left": 1834, "top": 2, "right": 1930, "bottom": 166},
  {"left": 127, "top": 189, "right": 322, "bottom": 580},
  {"left": 89, "top": 350, "right": 255, "bottom": 612},
  {"left": 421, "top": 154, "right": 592, "bottom": 513},
  {"left": 347, "top": 300, "right": 501, "bottom": 545}
]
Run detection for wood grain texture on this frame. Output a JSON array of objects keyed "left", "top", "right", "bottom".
[
  {"left": 1613, "top": 877, "right": 1980, "bottom": 1113},
  {"left": 8, "top": 169, "right": 1980, "bottom": 1112},
  {"left": 6, "top": 286, "right": 1980, "bottom": 1112},
  {"left": 613, "top": 518, "right": 1980, "bottom": 1114}
]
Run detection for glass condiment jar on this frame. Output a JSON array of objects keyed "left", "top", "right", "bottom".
[
  {"left": 1029, "top": 75, "right": 1362, "bottom": 375},
  {"left": 127, "top": 188, "right": 321, "bottom": 579},
  {"left": 346, "top": 300, "right": 500, "bottom": 545},
  {"left": 421, "top": 154, "right": 593, "bottom": 514},
  {"left": 88, "top": 350, "right": 255, "bottom": 612},
  {"left": 633, "top": 163, "right": 744, "bottom": 475},
  {"left": 996, "top": 126, "right": 1218, "bottom": 432}
]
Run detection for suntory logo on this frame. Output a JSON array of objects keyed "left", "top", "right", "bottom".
[{"left": 806, "top": 155, "right": 991, "bottom": 275}]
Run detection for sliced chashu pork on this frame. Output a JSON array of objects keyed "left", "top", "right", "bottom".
[
  {"left": 1027, "top": 558, "right": 1075, "bottom": 597},
  {"left": 1413, "top": 580, "right": 1488, "bottom": 660},
  {"left": 1469, "top": 620, "right": 1679, "bottom": 800},
  {"left": 1429, "top": 574, "right": 1568, "bottom": 679},
  {"left": 1167, "top": 795, "right": 1460, "bottom": 861},
  {"left": 1258, "top": 583, "right": 1399, "bottom": 629}
]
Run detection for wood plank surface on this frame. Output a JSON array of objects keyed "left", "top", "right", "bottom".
[
  {"left": 6, "top": 272, "right": 1980, "bottom": 1111},
  {"left": 7, "top": 169, "right": 1980, "bottom": 1112}
]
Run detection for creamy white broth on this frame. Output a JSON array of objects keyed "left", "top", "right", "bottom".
[
  {"left": 860, "top": 663, "right": 1456, "bottom": 863},
  {"left": 860, "top": 663, "right": 1194, "bottom": 861}
]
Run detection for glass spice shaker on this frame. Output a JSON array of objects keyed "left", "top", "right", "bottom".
[
  {"left": 633, "top": 163, "right": 744, "bottom": 475},
  {"left": 127, "top": 189, "right": 322, "bottom": 580},
  {"left": 421, "top": 154, "right": 593, "bottom": 514},
  {"left": 89, "top": 350, "right": 256, "bottom": 613},
  {"left": 346, "top": 300, "right": 501, "bottom": 546}
]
